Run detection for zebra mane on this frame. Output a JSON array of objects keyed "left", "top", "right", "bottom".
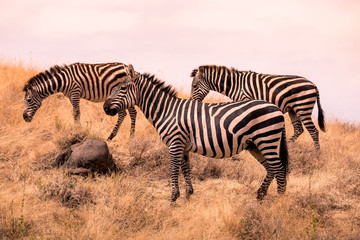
[
  {"left": 195, "top": 65, "right": 254, "bottom": 76},
  {"left": 194, "top": 65, "right": 233, "bottom": 76},
  {"left": 190, "top": 69, "right": 198, "bottom": 77},
  {"left": 23, "top": 64, "right": 68, "bottom": 91},
  {"left": 141, "top": 73, "right": 178, "bottom": 97},
  {"left": 230, "top": 67, "right": 253, "bottom": 74}
]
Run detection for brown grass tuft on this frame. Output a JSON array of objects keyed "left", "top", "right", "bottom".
[
  {"left": 41, "top": 177, "right": 93, "bottom": 208},
  {"left": 198, "top": 159, "right": 223, "bottom": 180}
]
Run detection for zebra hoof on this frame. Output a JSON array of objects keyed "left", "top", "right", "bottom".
[
  {"left": 171, "top": 190, "right": 180, "bottom": 203},
  {"left": 256, "top": 189, "right": 267, "bottom": 200},
  {"left": 169, "top": 195, "right": 179, "bottom": 206},
  {"left": 185, "top": 187, "right": 194, "bottom": 200},
  {"left": 277, "top": 188, "right": 286, "bottom": 195},
  {"left": 107, "top": 134, "right": 115, "bottom": 141}
]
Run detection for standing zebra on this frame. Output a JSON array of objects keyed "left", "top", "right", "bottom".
[
  {"left": 103, "top": 73, "right": 289, "bottom": 203},
  {"left": 190, "top": 65, "right": 326, "bottom": 150},
  {"left": 23, "top": 62, "right": 137, "bottom": 140}
]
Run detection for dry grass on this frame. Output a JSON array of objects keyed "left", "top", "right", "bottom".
[{"left": 1, "top": 61, "right": 360, "bottom": 239}]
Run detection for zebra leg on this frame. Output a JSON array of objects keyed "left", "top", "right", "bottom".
[
  {"left": 128, "top": 107, "right": 137, "bottom": 137},
  {"left": 181, "top": 151, "right": 194, "bottom": 199},
  {"left": 298, "top": 114, "right": 320, "bottom": 151},
  {"left": 69, "top": 93, "right": 81, "bottom": 122},
  {"left": 169, "top": 142, "right": 184, "bottom": 203},
  {"left": 274, "top": 165, "right": 287, "bottom": 195},
  {"left": 288, "top": 109, "right": 304, "bottom": 142},
  {"left": 107, "top": 110, "right": 127, "bottom": 140},
  {"left": 248, "top": 147, "right": 274, "bottom": 200},
  {"left": 266, "top": 156, "right": 287, "bottom": 196}
]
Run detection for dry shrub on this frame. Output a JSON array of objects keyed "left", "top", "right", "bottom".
[
  {"left": 288, "top": 143, "right": 324, "bottom": 175},
  {"left": 0, "top": 204, "right": 33, "bottom": 240},
  {"left": 41, "top": 177, "right": 93, "bottom": 208},
  {"left": 234, "top": 157, "right": 266, "bottom": 187},
  {"left": 191, "top": 152, "right": 264, "bottom": 188},
  {"left": 296, "top": 190, "right": 351, "bottom": 218},
  {"left": 335, "top": 121, "right": 360, "bottom": 135},
  {"left": 198, "top": 159, "right": 222, "bottom": 180},
  {"left": 54, "top": 124, "right": 105, "bottom": 150},
  {"left": 82, "top": 175, "right": 170, "bottom": 239},
  {"left": 330, "top": 156, "right": 360, "bottom": 197},
  {"left": 236, "top": 204, "right": 285, "bottom": 239},
  {"left": 125, "top": 135, "right": 170, "bottom": 180},
  {"left": 31, "top": 152, "right": 58, "bottom": 171},
  {"left": 221, "top": 191, "right": 354, "bottom": 239},
  {"left": 220, "top": 197, "right": 309, "bottom": 239},
  {"left": 291, "top": 172, "right": 358, "bottom": 239},
  {"left": 55, "top": 130, "right": 89, "bottom": 151},
  {"left": 0, "top": 145, "right": 22, "bottom": 162},
  {"left": 128, "top": 135, "right": 153, "bottom": 166},
  {"left": 110, "top": 190, "right": 166, "bottom": 237}
]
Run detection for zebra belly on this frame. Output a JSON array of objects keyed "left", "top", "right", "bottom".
[
  {"left": 81, "top": 94, "right": 107, "bottom": 102},
  {"left": 185, "top": 135, "right": 248, "bottom": 158}
]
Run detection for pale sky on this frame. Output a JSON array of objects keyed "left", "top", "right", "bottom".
[{"left": 1, "top": 0, "right": 359, "bottom": 122}]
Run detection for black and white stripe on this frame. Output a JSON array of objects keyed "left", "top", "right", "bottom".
[
  {"left": 23, "top": 62, "right": 137, "bottom": 140},
  {"left": 103, "top": 73, "right": 289, "bottom": 203},
  {"left": 190, "top": 65, "right": 326, "bottom": 150}
]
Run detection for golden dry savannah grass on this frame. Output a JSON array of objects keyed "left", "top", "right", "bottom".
[{"left": 0, "top": 61, "right": 359, "bottom": 240}]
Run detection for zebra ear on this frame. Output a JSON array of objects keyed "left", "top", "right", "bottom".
[
  {"left": 118, "top": 81, "right": 134, "bottom": 88},
  {"left": 193, "top": 66, "right": 205, "bottom": 85},
  {"left": 23, "top": 83, "right": 32, "bottom": 92},
  {"left": 127, "top": 64, "right": 135, "bottom": 75},
  {"left": 198, "top": 66, "right": 205, "bottom": 77},
  {"left": 126, "top": 64, "right": 138, "bottom": 82}
]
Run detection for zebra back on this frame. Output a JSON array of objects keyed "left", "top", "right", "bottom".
[
  {"left": 191, "top": 65, "right": 319, "bottom": 112},
  {"left": 24, "top": 62, "right": 132, "bottom": 102}
]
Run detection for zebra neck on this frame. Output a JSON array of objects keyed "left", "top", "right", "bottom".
[
  {"left": 136, "top": 80, "right": 179, "bottom": 127},
  {"left": 32, "top": 80, "right": 56, "bottom": 99},
  {"left": 35, "top": 69, "right": 74, "bottom": 99},
  {"left": 223, "top": 71, "right": 256, "bottom": 101},
  {"left": 206, "top": 71, "right": 242, "bottom": 98}
]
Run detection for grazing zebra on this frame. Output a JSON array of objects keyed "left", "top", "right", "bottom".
[
  {"left": 23, "top": 62, "right": 137, "bottom": 140},
  {"left": 103, "top": 73, "right": 289, "bottom": 203},
  {"left": 190, "top": 65, "right": 326, "bottom": 150}
]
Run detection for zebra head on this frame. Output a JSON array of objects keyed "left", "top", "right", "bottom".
[
  {"left": 103, "top": 66, "right": 139, "bottom": 116},
  {"left": 190, "top": 66, "right": 210, "bottom": 102},
  {"left": 23, "top": 84, "right": 42, "bottom": 122}
]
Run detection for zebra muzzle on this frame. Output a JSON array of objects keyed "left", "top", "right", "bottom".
[
  {"left": 103, "top": 101, "right": 118, "bottom": 116},
  {"left": 23, "top": 112, "right": 32, "bottom": 122}
]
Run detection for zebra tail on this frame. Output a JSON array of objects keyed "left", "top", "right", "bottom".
[
  {"left": 280, "top": 129, "right": 289, "bottom": 176},
  {"left": 316, "top": 87, "right": 326, "bottom": 132}
]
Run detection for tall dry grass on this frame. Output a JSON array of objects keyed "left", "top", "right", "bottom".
[{"left": 0, "top": 61, "right": 359, "bottom": 239}]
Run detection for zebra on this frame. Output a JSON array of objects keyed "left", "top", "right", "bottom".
[
  {"left": 103, "top": 72, "right": 289, "bottom": 203},
  {"left": 23, "top": 62, "right": 137, "bottom": 140},
  {"left": 190, "top": 65, "right": 326, "bottom": 150}
]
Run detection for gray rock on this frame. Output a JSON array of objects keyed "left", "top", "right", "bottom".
[{"left": 55, "top": 139, "right": 116, "bottom": 175}]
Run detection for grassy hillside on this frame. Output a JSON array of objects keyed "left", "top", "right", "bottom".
[{"left": 0, "top": 61, "right": 359, "bottom": 239}]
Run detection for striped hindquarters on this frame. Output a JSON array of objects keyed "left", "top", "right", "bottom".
[
  {"left": 259, "top": 74, "right": 318, "bottom": 114},
  {"left": 181, "top": 100, "right": 285, "bottom": 159}
]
